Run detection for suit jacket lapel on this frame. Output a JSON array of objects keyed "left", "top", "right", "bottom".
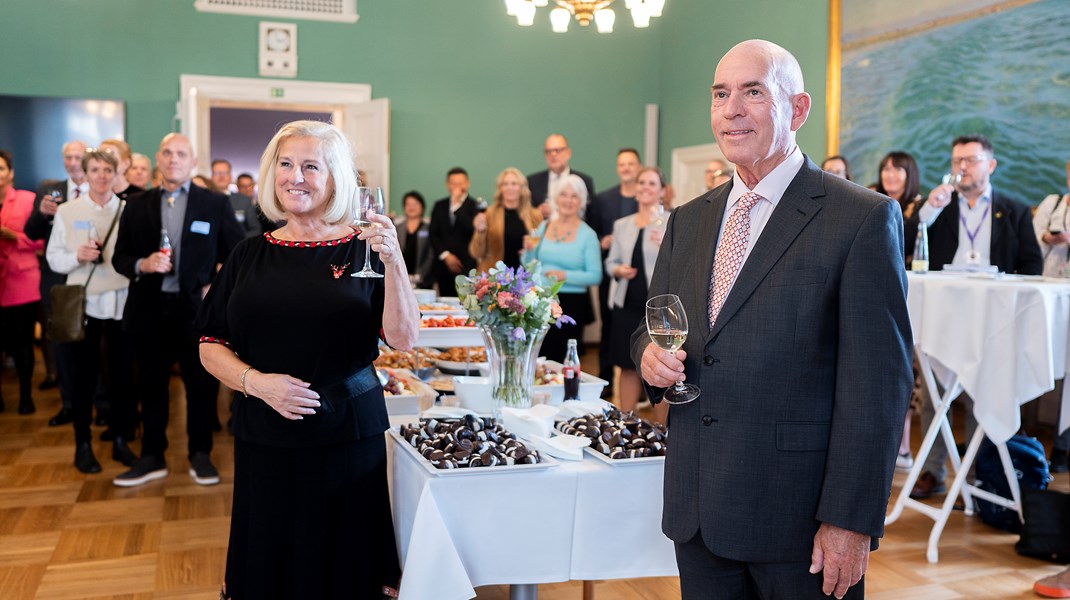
[
  {"left": 990, "top": 190, "right": 1006, "bottom": 258},
  {"left": 694, "top": 188, "right": 727, "bottom": 342},
  {"left": 706, "top": 165, "right": 823, "bottom": 343}
]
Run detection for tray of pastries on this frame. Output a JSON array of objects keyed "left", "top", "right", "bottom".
[
  {"left": 555, "top": 409, "right": 667, "bottom": 465},
  {"left": 392, "top": 415, "right": 557, "bottom": 475}
]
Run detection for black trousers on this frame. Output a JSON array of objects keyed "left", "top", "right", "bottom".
[
  {"left": 0, "top": 301, "right": 38, "bottom": 403},
  {"left": 58, "top": 317, "right": 134, "bottom": 444},
  {"left": 674, "top": 532, "right": 865, "bottom": 599},
  {"left": 597, "top": 274, "right": 615, "bottom": 386},
  {"left": 132, "top": 295, "right": 219, "bottom": 458}
]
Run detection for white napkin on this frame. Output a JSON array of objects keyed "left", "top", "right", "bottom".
[
  {"left": 501, "top": 405, "right": 558, "bottom": 440},
  {"left": 555, "top": 399, "right": 614, "bottom": 420},
  {"left": 421, "top": 405, "right": 480, "bottom": 419},
  {"left": 525, "top": 433, "right": 591, "bottom": 461}
]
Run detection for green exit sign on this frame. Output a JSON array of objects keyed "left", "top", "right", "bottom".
[{"left": 270, "top": 87, "right": 285, "bottom": 98}]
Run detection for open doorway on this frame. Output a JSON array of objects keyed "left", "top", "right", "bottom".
[
  {"left": 180, "top": 75, "right": 390, "bottom": 208},
  {"left": 208, "top": 105, "right": 333, "bottom": 193}
]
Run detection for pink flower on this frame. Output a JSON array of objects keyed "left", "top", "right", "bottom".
[{"left": 550, "top": 302, "right": 562, "bottom": 319}]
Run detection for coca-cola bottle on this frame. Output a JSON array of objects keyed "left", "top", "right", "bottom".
[
  {"left": 562, "top": 338, "right": 581, "bottom": 402},
  {"left": 159, "top": 228, "right": 173, "bottom": 272}
]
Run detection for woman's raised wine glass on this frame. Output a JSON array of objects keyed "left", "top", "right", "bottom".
[
  {"left": 645, "top": 293, "right": 699, "bottom": 404},
  {"left": 353, "top": 186, "right": 385, "bottom": 279}
]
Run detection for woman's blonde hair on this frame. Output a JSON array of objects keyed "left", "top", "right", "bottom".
[
  {"left": 258, "top": 120, "right": 358, "bottom": 224},
  {"left": 492, "top": 167, "right": 533, "bottom": 212}
]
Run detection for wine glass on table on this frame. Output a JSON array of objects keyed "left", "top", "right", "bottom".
[
  {"left": 645, "top": 293, "right": 699, "bottom": 404},
  {"left": 353, "top": 186, "right": 385, "bottom": 279}
]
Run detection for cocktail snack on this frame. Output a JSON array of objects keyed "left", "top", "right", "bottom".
[
  {"left": 399, "top": 416, "right": 542, "bottom": 469},
  {"left": 420, "top": 315, "right": 474, "bottom": 328},
  {"left": 534, "top": 363, "right": 564, "bottom": 385},
  {"left": 438, "top": 346, "right": 488, "bottom": 362},
  {"left": 556, "top": 409, "right": 668, "bottom": 459},
  {"left": 379, "top": 368, "right": 412, "bottom": 396},
  {"left": 374, "top": 348, "right": 440, "bottom": 370},
  {"left": 418, "top": 302, "right": 462, "bottom": 311}
]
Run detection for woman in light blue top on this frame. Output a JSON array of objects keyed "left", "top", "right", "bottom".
[{"left": 523, "top": 174, "right": 602, "bottom": 361}]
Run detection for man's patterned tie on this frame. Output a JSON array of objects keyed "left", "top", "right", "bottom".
[{"left": 708, "top": 192, "right": 762, "bottom": 327}]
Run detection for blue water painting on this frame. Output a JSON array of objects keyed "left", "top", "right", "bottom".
[{"left": 840, "top": 0, "right": 1070, "bottom": 203}]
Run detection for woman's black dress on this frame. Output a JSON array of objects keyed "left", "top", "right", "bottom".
[
  {"left": 197, "top": 230, "right": 400, "bottom": 599},
  {"left": 609, "top": 227, "right": 648, "bottom": 369}
]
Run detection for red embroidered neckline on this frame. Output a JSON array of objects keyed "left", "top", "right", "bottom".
[{"left": 264, "top": 231, "right": 356, "bottom": 248}]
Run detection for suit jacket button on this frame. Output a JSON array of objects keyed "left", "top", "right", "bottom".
[
  {"left": 703, "top": 356, "right": 714, "bottom": 366},
  {"left": 702, "top": 415, "right": 713, "bottom": 426}
]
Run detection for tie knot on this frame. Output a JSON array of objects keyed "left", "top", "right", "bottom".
[{"left": 738, "top": 192, "right": 762, "bottom": 210}]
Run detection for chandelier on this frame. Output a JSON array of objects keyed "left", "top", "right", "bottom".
[{"left": 504, "top": 0, "right": 665, "bottom": 33}]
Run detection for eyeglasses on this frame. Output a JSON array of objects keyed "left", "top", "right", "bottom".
[
  {"left": 951, "top": 155, "right": 989, "bottom": 167},
  {"left": 544, "top": 147, "right": 569, "bottom": 156}
]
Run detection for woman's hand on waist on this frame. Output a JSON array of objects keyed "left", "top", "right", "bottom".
[{"left": 246, "top": 371, "right": 321, "bottom": 420}]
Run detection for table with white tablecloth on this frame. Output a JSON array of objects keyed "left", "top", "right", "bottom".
[
  {"left": 390, "top": 434, "right": 678, "bottom": 600},
  {"left": 886, "top": 272, "right": 1070, "bottom": 562}
]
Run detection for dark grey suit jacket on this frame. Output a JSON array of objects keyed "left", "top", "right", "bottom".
[
  {"left": 527, "top": 168, "right": 595, "bottom": 208},
  {"left": 631, "top": 157, "right": 913, "bottom": 562}
]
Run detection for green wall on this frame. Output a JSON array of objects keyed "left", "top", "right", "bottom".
[{"left": 0, "top": 0, "right": 829, "bottom": 203}]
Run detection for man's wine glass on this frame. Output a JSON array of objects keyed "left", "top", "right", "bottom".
[
  {"left": 941, "top": 172, "right": 962, "bottom": 190},
  {"left": 646, "top": 293, "right": 700, "bottom": 404},
  {"left": 353, "top": 187, "right": 385, "bottom": 279}
]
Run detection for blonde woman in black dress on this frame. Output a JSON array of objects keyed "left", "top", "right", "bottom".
[{"left": 197, "top": 120, "right": 419, "bottom": 599}]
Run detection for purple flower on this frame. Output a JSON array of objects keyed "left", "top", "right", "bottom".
[
  {"left": 555, "top": 315, "right": 576, "bottom": 328},
  {"left": 511, "top": 327, "right": 527, "bottom": 341}
]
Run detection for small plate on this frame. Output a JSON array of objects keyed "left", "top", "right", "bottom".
[
  {"left": 435, "top": 359, "right": 489, "bottom": 375},
  {"left": 583, "top": 445, "right": 665, "bottom": 466}
]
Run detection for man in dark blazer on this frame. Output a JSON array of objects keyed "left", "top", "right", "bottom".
[
  {"left": 24, "top": 140, "right": 88, "bottom": 426},
  {"left": 632, "top": 40, "right": 912, "bottom": 599},
  {"left": 428, "top": 167, "right": 478, "bottom": 296},
  {"left": 111, "top": 133, "right": 244, "bottom": 488},
  {"left": 902, "top": 134, "right": 1043, "bottom": 499},
  {"left": 586, "top": 148, "right": 640, "bottom": 392},
  {"left": 527, "top": 134, "right": 595, "bottom": 218}
]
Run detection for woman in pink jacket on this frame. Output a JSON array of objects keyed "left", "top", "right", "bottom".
[{"left": 0, "top": 148, "right": 44, "bottom": 414}]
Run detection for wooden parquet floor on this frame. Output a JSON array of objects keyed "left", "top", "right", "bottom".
[{"left": 1, "top": 356, "right": 1067, "bottom": 599}]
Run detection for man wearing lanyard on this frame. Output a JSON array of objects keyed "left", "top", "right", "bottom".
[{"left": 903, "top": 133, "right": 1043, "bottom": 499}]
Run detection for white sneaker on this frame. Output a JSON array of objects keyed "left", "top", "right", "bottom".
[{"left": 895, "top": 451, "right": 914, "bottom": 472}]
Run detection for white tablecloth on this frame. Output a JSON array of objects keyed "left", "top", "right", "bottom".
[
  {"left": 906, "top": 273, "right": 1070, "bottom": 442},
  {"left": 390, "top": 436, "right": 678, "bottom": 600}
]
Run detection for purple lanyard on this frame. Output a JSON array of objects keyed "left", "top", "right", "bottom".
[{"left": 959, "top": 203, "right": 990, "bottom": 251}]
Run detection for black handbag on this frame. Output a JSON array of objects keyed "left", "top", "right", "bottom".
[
  {"left": 1015, "top": 488, "right": 1070, "bottom": 564},
  {"left": 48, "top": 203, "right": 123, "bottom": 343}
]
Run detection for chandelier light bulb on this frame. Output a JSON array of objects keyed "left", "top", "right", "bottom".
[
  {"left": 594, "top": 8, "right": 615, "bottom": 33},
  {"left": 631, "top": 3, "right": 651, "bottom": 27},
  {"left": 517, "top": 1, "right": 537, "bottom": 26},
  {"left": 532, "top": 0, "right": 549, "bottom": 6},
  {"left": 624, "top": 0, "right": 636, "bottom": 8},
  {"left": 647, "top": 0, "right": 665, "bottom": 18},
  {"left": 550, "top": 7, "right": 570, "bottom": 32},
  {"left": 505, "top": 0, "right": 521, "bottom": 17}
]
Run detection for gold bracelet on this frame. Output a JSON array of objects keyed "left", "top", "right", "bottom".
[{"left": 240, "top": 366, "right": 253, "bottom": 397}]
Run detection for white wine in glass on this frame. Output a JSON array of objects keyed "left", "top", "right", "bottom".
[
  {"left": 353, "top": 187, "right": 385, "bottom": 279},
  {"left": 645, "top": 293, "right": 700, "bottom": 404}
]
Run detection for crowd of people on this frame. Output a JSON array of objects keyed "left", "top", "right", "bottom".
[{"left": 1, "top": 38, "right": 1069, "bottom": 597}]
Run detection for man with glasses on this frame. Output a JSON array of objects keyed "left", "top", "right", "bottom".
[
  {"left": 904, "top": 134, "right": 1042, "bottom": 499},
  {"left": 527, "top": 134, "right": 595, "bottom": 219}
]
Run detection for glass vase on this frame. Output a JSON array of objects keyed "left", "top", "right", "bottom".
[{"left": 480, "top": 324, "right": 549, "bottom": 421}]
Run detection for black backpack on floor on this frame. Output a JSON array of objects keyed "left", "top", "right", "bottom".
[{"left": 973, "top": 434, "right": 1051, "bottom": 534}]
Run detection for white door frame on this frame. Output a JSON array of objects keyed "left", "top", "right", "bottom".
[
  {"left": 178, "top": 75, "right": 387, "bottom": 196},
  {"left": 670, "top": 142, "right": 728, "bottom": 207}
]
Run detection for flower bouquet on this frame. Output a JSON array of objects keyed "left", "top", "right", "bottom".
[{"left": 455, "top": 261, "right": 574, "bottom": 414}]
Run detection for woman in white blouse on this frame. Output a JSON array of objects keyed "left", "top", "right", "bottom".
[
  {"left": 604, "top": 166, "right": 668, "bottom": 424},
  {"left": 1033, "top": 160, "right": 1070, "bottom": 279},
  {"left": 46, "top": 148, "right": 136, "bottom": 474}
]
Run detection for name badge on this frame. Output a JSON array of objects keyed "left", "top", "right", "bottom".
[
  {"left": 417, "top": 230, "right": 429, "bottom": 238},
  {"left": 190, "top": 220, "right": 211, "bottom": 235},
  {"left": 73, "top": 220, "right": 91, "bottom": 231}
]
